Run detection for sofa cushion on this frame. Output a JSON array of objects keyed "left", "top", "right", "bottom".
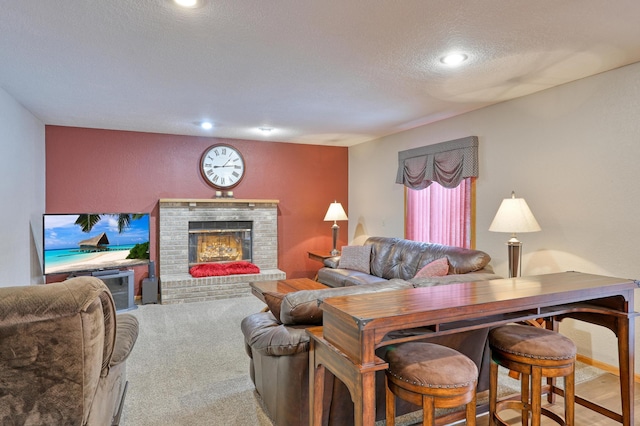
[
  {"left": 367, "top": 237, "right": 401, "bottom": 278},
  {"left": 337, "top": 245, "right": 372, "bottom": 273},
  {"left": 316, "top": 267, "right": 388, "bottom": 288},
  {"left": 316, "top": 267, "right": 358, "bottom": 288},
  {"left": 342, "top": 274, "right": 388, "bottom": 287},
  {"left": 414, "top": 257, "right": 449, "bottom": 278},
  {"left": 263, "top": 291, "right": 286, "bottom": 322},
  {"left": 415, "top": 244, "right": 490, "bottom": 275},
  {"left": 279, "top": 279, "right": 414, "bottom": 325},
  {"left": 410, "top": 271, "right": 503, "bottom": 288}
]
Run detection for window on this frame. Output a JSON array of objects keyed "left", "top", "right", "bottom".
[
  {"left": 396, "top": 136, "right": 479, "bottom": 248},
  {"left": 405, "top": 177, "right": 475, "bottom": 248}
]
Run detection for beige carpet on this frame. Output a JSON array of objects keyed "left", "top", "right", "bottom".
[
  {"left": 122, "top": 296, "right": 274, "bottom": 426},
  {"left": 122, "top": 296, "right": 605, "bottom": 426}
]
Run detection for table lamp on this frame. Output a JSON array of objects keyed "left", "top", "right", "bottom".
[
  {"left": 324, "top": 201, "right": 348, "bottom": 256},
  {"left": 489, "top": 191, "right": 541, "bottom": 277}
]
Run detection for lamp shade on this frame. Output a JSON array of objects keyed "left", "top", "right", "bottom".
[
  {"left": 489, "top": 192, "right": 541, "bottom": 234},
  {"left": 324, "top": 201, "right": 348, "bottom": 222}
]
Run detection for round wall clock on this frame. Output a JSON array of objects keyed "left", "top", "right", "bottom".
[{"left": 200, "top": 144, "right": 246, "bottom": 189}]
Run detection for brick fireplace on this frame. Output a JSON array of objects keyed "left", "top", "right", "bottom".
[{"left": 159, "top": 198, "right": 286, "bottom": 303}]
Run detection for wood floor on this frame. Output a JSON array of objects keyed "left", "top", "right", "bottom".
[{"left": 469, "top": 372, "right": 640, "bottom": 425}]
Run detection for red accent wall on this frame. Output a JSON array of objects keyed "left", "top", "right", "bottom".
[{"left": 45, "top": 126, "right": 348, "bottom": 295}]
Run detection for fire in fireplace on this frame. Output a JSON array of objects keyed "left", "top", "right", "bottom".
[{"left": 188, "top": 221, "right": 252, "bottom": 266}]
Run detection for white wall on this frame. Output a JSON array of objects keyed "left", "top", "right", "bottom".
[
  {"left": 349, "top": 61, "right": 640, "bottom": 369},
  {"left": 0, "top": 87, "right": 45, "bottom": 286}
]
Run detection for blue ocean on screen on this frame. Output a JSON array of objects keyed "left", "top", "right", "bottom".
[{"left": 44, "top": 245, "right": 137, "bottom": 267}]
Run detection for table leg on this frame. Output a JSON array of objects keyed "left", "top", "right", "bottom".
[
  {"left": 353, "top": 371, "right": 377, "bottom": 426},
  {"left": 308, "top": 330, "right": 387, "bottom": 426},
  {"left": 558, "top": 309, "right": 636, "bottom": 425},
  {"left": 309, "top": 338, "right": 325, "bottom": 426},
  {"left": 617, "top": 315, "right": 635, "bottom": 426}
]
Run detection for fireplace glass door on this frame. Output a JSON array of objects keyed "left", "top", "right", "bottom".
[{"left": 188, "top": 221, "right": 252, "bottom": 266}]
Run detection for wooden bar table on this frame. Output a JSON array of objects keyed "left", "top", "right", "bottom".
[{"left": 307, "top": 272, "right": 638, "bottom": 426}]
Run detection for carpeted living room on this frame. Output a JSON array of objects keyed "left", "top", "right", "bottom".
[
  {"left": 3, "top": 1, "right": 640, "bottom": 426},
  {"left": 120, "top": 292, "right": 617, "bottom": 426}
]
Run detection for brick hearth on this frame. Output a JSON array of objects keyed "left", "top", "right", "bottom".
[{"left": 159, "top": 198, "right": 286, "bottom": 303}]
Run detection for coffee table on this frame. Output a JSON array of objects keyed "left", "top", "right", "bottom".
[{"left": 250, "top": 277, "right": 329, "bottom": 303}]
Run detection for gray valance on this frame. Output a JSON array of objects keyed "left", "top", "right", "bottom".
[{"left": 395, "top": 136, "right": 479, "bottom": 190}]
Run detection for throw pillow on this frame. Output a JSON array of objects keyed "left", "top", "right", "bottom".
[
  {"left": 263, "top": 291, "right": 286, "bottom": 323},
  {"left": 414, "top": 257, "right": 449, "bottom": 278},
  {"left": 337, "top": 245, "right": 372, "bottom": 274}
]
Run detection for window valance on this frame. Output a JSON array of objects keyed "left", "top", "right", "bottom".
[{"left": 395, "top": 136, "right": 478, "bottom": 190}]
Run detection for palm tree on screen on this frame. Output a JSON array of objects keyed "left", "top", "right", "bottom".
[{"left": 74, "top": 213, "right": 146, "bottom": 233}]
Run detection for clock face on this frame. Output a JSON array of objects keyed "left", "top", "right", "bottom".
[{"left": 200, "top": 144, "right": 245, "bottom": 189}]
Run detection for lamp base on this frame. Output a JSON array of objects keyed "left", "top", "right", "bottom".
[
  {"left": 507, "top": 240, "right": 522, "bottom": 278},
  {"left": 330, "top": 223, "right": 340, "bottom": 256}
]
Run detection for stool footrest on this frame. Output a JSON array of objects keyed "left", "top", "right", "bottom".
[{"left": 494, "top": 400, "right": 568, "bottom": 426}]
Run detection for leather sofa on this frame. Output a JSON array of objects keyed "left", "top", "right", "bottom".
[
  {"left": 242, "top": 241, "right": 501, "bottom": 426},
  {"left": 318, "top": 236, "right": 497, "bottom": 288},
  {"left": 0, "top": 276, "right": 139, "bottom": 426}
]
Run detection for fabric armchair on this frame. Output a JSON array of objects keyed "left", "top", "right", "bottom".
[{"left": 0, "top": 276, "right": 139, "bottom": 426}]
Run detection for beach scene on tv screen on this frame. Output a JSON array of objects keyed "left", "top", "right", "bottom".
[{"left": 44, "top": 213, "right": 150, "bottom": 274}]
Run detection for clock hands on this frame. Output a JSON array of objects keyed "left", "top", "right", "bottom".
[{"left": 213, "top": 161, "right": 242, "bottom": 169}]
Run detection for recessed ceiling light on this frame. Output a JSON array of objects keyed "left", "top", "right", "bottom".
[
  {"left": 200, "top": 121, "right": 213, "bottom": 130},
  {"left": 174, "top": 0, "right": 198, "bottom": 8},
  {"left": 440, "top": 53, "right": 468, "bottom": 66}
]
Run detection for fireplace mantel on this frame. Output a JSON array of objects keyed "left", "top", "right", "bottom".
[
  {"left": 159, "top": 198, "right": 279, "bottom": 207},
  {"left": 158, "top": 198, "right": 285, "bottom": 303}
]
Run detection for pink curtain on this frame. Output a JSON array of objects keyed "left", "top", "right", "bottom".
[{"left": 406, "top": 178, "right": 471, "bottom": 248}]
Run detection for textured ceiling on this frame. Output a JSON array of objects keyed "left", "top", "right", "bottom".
[{"left": 2, "top": 1, "right": 640, "bottom": 146}]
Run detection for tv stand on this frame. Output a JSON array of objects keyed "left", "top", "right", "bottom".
[
  {"left": 92, "top": 269, "right": 136, "bottom": 312},
  {"left": 92, "top": 269, "right": 120, "bottom": 277}
]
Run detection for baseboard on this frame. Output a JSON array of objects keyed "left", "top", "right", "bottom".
[{"left": 576, "top": 354, "right": 640, "bottom": 383}]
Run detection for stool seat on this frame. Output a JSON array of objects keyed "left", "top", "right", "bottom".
[
  {"left": 489, "top": 324, "right": 577, "bottom": 426},
  {"left": 385, "top": 342, "right": 478, "bottom": 426},
  {"left": 387, "top": 342, "right": 478, "bottom": 388},
  {"left": 489, "top": 324, "right": 577, "bottom": 361}
]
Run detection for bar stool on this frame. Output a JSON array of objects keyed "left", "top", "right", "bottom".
[
  {"left": 489, "top": 324, "right": 577, "bottom": 426},
  {"left": 385, "top": 342, "right": 478, "bottom": 426}
]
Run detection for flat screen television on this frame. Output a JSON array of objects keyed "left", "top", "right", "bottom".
[{"left": 43, "top": 213, "right": 150, "bottom": 275}]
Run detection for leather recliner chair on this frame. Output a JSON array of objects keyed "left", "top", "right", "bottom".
[{"left": 0, "top": 276, "right": 139, "bottom": 426}]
